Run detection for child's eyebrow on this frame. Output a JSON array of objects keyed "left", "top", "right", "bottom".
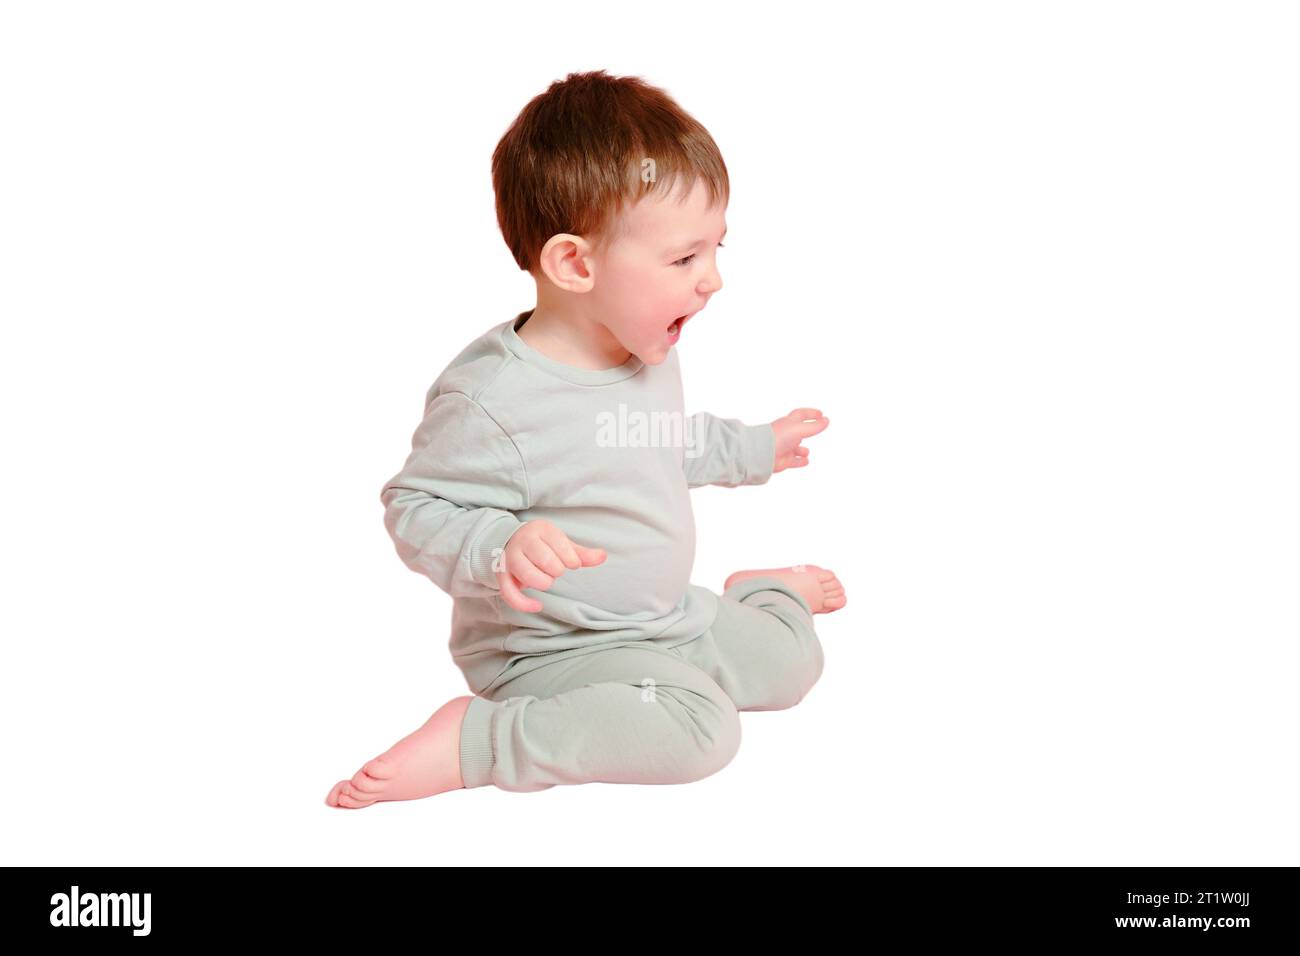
[{"left": 666, "top": 225, "right": 727, "bottom": 254}]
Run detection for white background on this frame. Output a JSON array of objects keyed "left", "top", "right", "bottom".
[{"left": 2, "top": 1, "right": 1296, "bottom": 865}]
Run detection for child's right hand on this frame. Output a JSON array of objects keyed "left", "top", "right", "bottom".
[{"left": 495, "top": 519, "right": 606, "bottom": 613}]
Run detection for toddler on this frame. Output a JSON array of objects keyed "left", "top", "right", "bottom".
[{"left": 326, "top": 69, "right": 845, "bottom": 805}]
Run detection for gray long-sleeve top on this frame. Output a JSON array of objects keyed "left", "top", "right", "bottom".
[{"left": 381, "top": 310, "right": 775, "bottom": 695}]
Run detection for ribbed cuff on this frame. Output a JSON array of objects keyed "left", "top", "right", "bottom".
[
  {"left": 741, "top": 423, "right": 776, "bottom": 485},
  {"left": 459, "top": 695, "right": 496, "bottom": 789},
  {"left": 467, "top": 514, "right": 524, "bottom": 588}
]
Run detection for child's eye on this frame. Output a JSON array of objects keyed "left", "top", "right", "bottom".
[{"left": 673, "top": 242, "right": 723, "bottom": 268}]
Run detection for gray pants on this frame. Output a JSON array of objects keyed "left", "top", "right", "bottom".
[{"left": 458, "top": 575, "right": 824, "bottom": 791}]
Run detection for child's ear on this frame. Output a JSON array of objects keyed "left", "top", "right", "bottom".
[{"left": 537, "top": 233, "right": 595, "bottom": 292}]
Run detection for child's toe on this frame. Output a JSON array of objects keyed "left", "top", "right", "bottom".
[
  {"left": 350, "top": 769, "right": 385, "bottom": 796},
  {"left": 363, "top": 755, "right": 397, "bottom": 780},
  {"left": 336, "top": 784, "right": 378, "bottom": 808},
  {"left": 325, "top": 780, "right": 352, "bottom": 807}
]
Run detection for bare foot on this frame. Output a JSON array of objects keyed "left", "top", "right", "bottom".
[
  {"left": 723, "top": 564, "right": 847, "bottom": 613},
  {"left": 324, "top": 695, "right": 474, "bottom": 809}
]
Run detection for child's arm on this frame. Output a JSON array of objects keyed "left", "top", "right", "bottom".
[
  {"left": 380, "top": 391, "right": 528, "bottom": 598},
  {"left": 682, "top": 411, "right": 776, "bottom": 489}
]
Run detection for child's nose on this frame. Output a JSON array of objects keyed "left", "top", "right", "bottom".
[{"left": 699, "top": 263, "right": 722, "bottom": 295}]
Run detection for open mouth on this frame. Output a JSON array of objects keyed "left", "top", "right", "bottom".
[{"left": 667, "top": 314, "right": 691, "bottom": 335}]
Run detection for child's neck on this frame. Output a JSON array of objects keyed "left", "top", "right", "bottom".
[{"left": 517, "top": 306, "right": 633, "bottom": 370}]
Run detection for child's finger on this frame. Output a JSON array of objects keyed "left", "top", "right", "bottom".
[
  {"left": 788, "top": 407, "right": 822, "bottom": 420},
  {"left": 539, "top": 525, "right": 583, "bottom": 570},
  {"left": 572, "top": 543, "right": 607, "bottom": 567},
  {"left": 509, "top": 550, "right": 554, "bottom": 590},
  {"left": 798, "top": 416, "right": 829, "bottom": 437},
  {"left": 522, "top": 537, "right": 567, "bottom": 579},
  {"left": 498, "top": 570, "right": 542, "bottom": 613}
]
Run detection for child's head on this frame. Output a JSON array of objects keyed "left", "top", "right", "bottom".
[{"left": 492, "top": 70, "right": 729, "bottom": 365}]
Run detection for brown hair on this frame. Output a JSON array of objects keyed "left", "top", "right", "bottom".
[{"left": 491, "top": 69, "right": 729, "bottom": 274}]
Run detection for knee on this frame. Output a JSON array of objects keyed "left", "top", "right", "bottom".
[
  {"left": 759, "top": 640, "right": 826, "bottom": 711},
  {"left": 656, "top": 686, "right": 742, "bottom": 783},
  {"left": 795, "top": 640, "right": 826, "bottom": 705}
]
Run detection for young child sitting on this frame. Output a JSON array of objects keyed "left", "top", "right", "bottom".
[{"left": 326, "top": 69, "right": 845, "bottom": 805}]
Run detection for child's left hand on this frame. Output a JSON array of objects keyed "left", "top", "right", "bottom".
[{"left": 770, "top": 408, "right": 829, "bottom": 473}]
